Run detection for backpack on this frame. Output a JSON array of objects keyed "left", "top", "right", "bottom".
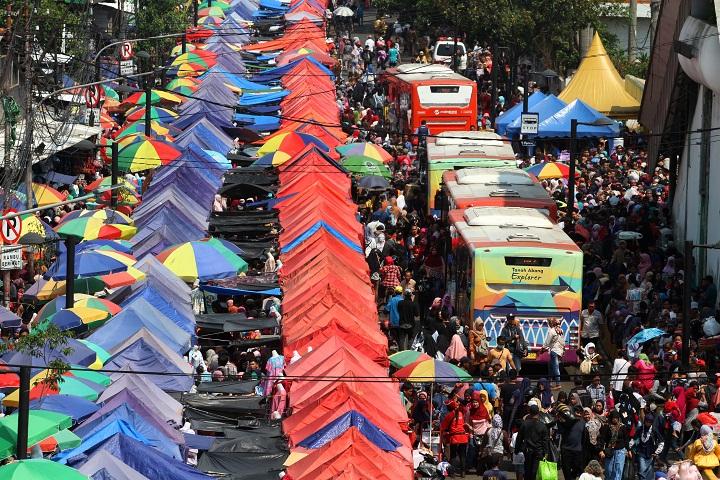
[{"left": 580, "top": 358, "right": 593, "bottom": 375}]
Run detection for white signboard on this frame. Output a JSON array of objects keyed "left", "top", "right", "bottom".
[
  {"left": 84, "top": 108, "right": 101, "bottom": 126},
  {"left": 520, "top": 112, "right": 539, "bottom": 135},
  {"left": 119, "top": 60, "right": 135, "bottom": 75},
  {"left": 1, "top": 246, "right": 22, "bottom": 270}
]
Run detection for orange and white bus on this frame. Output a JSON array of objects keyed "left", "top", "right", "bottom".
[
  {"left": 381, "top": 64, "right": 477, "bottom": 135},
  {"left": 441, "top": 168, "right": 558, "bottom": 221}
]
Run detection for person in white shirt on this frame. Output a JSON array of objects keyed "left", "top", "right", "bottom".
[
  {"left": 364, "top": 36, "right": 375, "bottom": 52},
  {"left": 540, "top": 317, "right": 565, "bottom": 389}
]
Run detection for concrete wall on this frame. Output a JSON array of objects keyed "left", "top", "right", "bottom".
[
  {"left": 672, "top": 85, "right": 720, "bottom": 282},
  {"left": 602, "top": 16, "right": 653, "bottom": 56}
]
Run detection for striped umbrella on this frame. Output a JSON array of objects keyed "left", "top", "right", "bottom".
[
  {"left": 198, "top": 6, "right": 226, "bottom": 17},
  {"left": 55, "top": 217, "right": 136, "bottom": 241},
  {"left": 97, "top": 265, "right": 145, "bottom": 288},
  {"left": 170, "top": 42, "right": 197, "bottom": 57},
  {"left": 19, "top": 214, "right": 59, "bottom": 245},
  {"left": 124, "top": 105, "right": 178, "bottom": 123},
  {"left": 198, "top": 0, "right": 231, "bottom": 9},
  {"left": 257, "top": 131, "right": 329, "bottom": 156},
  {"left": 341, "top": 155, "right": 393, "bottom": 178},
  {"left": 524, "top": 161, "right": 573, "bottom": 180},
  {"left": 114, "top": 120, "right": 181, "bottom": 139},
  {"left": 41, "top": 307, "right": 112, "bottom": 332},
  {"left": 36, "top": 294, "right": 121, "bottom": 324},
  {"left": 117, "top": 137, "right": 181, "bottom": 172},
  {"left": 31, "top": 183, "right": 67, "bottom": 207},
  {"left": 170, "top": 50, "right": 217, "bottom": 70},
  {"left": 388, "top": 350, "right": 432, "bottom": 369},
  {"left": 2, "top": 374, "right": 105, "bottom": 408},
  {"left": 197, "top": 15, "right": 223, "bottom": 26},
  {"left": 156, "top": 240, "right": 248, "bottom": 282},
  {"left": 166, "top": 77, "right": 200, "bottom": 90},
  {"left": 99, "top": 111, "right": 118, "bottom": 130},
  {"left": 252, "top": 151, "right": 293, "bottom": 167},
  {"left": 102, "top": 85, "right": 119, "bottom": 101},
  {"left": 123, "top": 89, "right": 184, "bottom": 106},
  {"left": 0, "top": 410, "right": 72, "bottom": 456},
  {"left": 84, "top": 177, "right": 140, "bottom": 207},
  {"left": 60, "top": 209, "right": 133, "bottom": 226},
  {"left": 393, "top": 359, "right": 473, "bottom": 383},
  {"left": 336, "top": 142, "right": 393, "bottom": 163}
]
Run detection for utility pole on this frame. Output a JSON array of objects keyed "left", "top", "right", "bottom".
[
  {"left": 111, "top": 140, "right": 119, "bottom": 208},
  {"left": 649, "top": 0, "right": 660, "bottom": 50},
  {"left": 628, "top": 0, "right": 637, "bottom": 62},
  {"left": 21, "top": 1, "right": 35, "bottom": 210}
]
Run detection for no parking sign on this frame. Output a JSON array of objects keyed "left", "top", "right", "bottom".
[{"left": 0, "top": 209, "right": 22, "bottom": 245}]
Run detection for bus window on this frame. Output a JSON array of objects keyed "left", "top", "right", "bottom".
[
  {"left": 435, "top": 43, "right": 466, "bottom": 57},
  {"left": 417, "top": 85, "right": 473, "bottom": 107}
]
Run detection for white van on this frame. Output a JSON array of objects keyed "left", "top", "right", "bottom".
[{"left": 432, "top": 38, "right": 467, "bottom": 71}]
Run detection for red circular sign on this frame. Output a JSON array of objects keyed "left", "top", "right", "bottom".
[
  {"left": 119, "top": 42, "right": 134, "bottom": 61},
  {"left": 1, "top": 209, "right": 22, "bottom": 245},
  {"left": 85, "top": 85, "right": 103, "bottom": 108}
]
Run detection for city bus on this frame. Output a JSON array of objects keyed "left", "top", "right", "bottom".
[
  {"left": 441, "top": 168, "right": 558, "bottom": 221},
  {"left": 427, "top": 131, "right": 516, "bottom": 212},
  {"left": 381, "top": 64, "right": 477, "bottom": 135},
  {"left": 449, "top": 206, "right": 583, "bottom": 362}
]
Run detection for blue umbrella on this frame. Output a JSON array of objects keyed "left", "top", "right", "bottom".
[
  {"left": 29, "top": 395, "right": 100, "bottom": 423},
  {"left": 43, "top": 250, "right": 135, "bottom": 280},
  {"left": 57, "top": 239, "right": 134, "bottom": 256},
  {"left": 0, "top": 306, "right": 22, "bottom": 328},
  {"left": 628, "top": 328, "right": 666, "bottom": 346}
]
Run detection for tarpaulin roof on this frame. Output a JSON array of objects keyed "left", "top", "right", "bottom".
[
  {"left": 200, "top": 68, "right": 274, "bottom": 92},
  {"left": 194, "top": 313, "right": 278, "bottom": 332},
  {"left": 120, "top": 285, "right": 195, "bottom": 333},
  {"left": 197, "top": 451, "right": 287, "bottom": 478},
  {"left": 134, "top": 254, "right": 192, "bottom": 296},
  {"left": 285, "top": 336, "right": 386, "bottom": 379},
  {"left": 72, "top": 405, "right": 182, "bottom": 459},
  {"left": 174, "top": 123, "right": 233, "bottom": 154},
  {"left": 56, "top": 420, "right": 154, "bottom": 464},
  {"left": 67, "top": 431, "right": 212, "bottom": 480},
  {"left": 0, "top": 338, "right": 99, "bottom": 374},
  {"left": 281, "top": 220, "right": 362, "bottom": 255},
  {"left": 196, "top": 379, "right": 260, "bottom": 395},
  {"left": 182, "top": 393, "right": 266, "bottom": 417},
  {"left": 231, "top": 113, "right": 281, "bottom": 132},
  {"left": 279, "top": 235, "right": 370, "bottom": 284},
  {"left": 252, "top": 58, "right": 333, "bottom": 83},
  {"left": 96, "top": 374, "right": 183, "bottom": 422},
  {"left": 79, "top": 388, "right": 183, "bottom": 442},
  {"left": 78, "top": 450, "right": 150, "bottom": 480},
  {"left": 535, "top": 98, "right": 620, "bottom": 138},
  {"left": 238, "top": 90, "right": 290, "bottom": 107},
  {"left": 558, "top": 32, "right": 640, "bottom": 119},
  {"left": 171, "top": 99, "right": 234, "bottom": 130},
  {"left": 494, "top": 91, "right": 546, "bottom": 136},
  {"left": 286, "top": 429, "right": 411, "bottom": 480},
  {"left": 105, "top": 339, "right": 194, "bottom": 392},
  {"left": 87, "top": 298, "right": 192, "bottom": 356},
  {"left": 297, "top": 411, "right": 402, "bottom": 451},
  {"left": 283, "top": 298, "right": 378, "bottom": 342},
  {"left": 505, "top": 95, "right": 567, "bottom": 136},
  {"left": 276, "top": 146, "right": 345, "bottom": 179}
]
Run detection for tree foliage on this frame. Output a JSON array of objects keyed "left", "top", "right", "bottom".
[
  {"left": 376, "top": 0, "right": 610, "bottom": 73},
  {"left": 0, "top": 324, "right": 74, "bottom": 387},
  {"left": 134, "top": 0, "right": 188, "bottom": 66}
]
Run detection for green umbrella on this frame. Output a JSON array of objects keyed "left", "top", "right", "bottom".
[
  {"left": 41, "top": 428, "right": 82, "bottom": 451},
  {"left": 0, "top": 410, "right": 71, "bottom": 457},
  {"left": 102, "top": 85, "right": 119, "bottom": 101},
  {"left": 341, "top": 155, "right": 393, "bottom": 178},
  {"left": 388, "top": 350, "right": 432, "bottom": 369},
  {"left": 69, "top": 364, "right": 112, "bottom": 386},
  {"left": 198, "top": 0, "right": 231, "bottom": 10},
  {"left": 0, "top": 459, "right": 88, "bottom": 479}
]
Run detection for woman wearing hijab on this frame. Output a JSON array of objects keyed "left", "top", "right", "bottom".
[
  {"left": 687, "top": 425, "right": 720, "bottom": 480},
  {"left": 638, "top": 252, "right": 652, "bottom": 277},
  {"left": 478, "top": 390, "right": 494, "bottom": 417},
  {"left": 537, "top": 378, "right": 553, "bottom": 410},
  {"left": 478, "top": 414, "right": 507, "bottom": 474},
  {"left": 468, "top": 319, "right": 488, "bottom": 374},
  {"left": 445, "top": 332, "right": 468, "bottom": 362},
  {"left": 440, "top": 294, "right": 454, "bottom": 318},
  {"left": 633, "top": 354, "right": 657, "bottom": 395},
  {"left": 582, "top": 407, "right": 604, "bottom": 465},
  {"left": 440, "top": 401, "right": 470, "bottom": 476}
]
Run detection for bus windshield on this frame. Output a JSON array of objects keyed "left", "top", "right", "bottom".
[
  {"left": 417, "top": 85, "right": 473, "bottom": 107},
  {"left": 436, "top": 44, "right": 466, "bottom": 56}
]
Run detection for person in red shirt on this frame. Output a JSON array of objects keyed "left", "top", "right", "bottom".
[
  {"left": 379, "top": 256, "right": 402, "bottom": 301},
  {"left": 440, "top": 401, "right": 470, "bottom": 476}
]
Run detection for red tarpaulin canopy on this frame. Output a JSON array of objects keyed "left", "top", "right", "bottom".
[{"left": 284, "top": 323, "right": 388, "bottom": 367}]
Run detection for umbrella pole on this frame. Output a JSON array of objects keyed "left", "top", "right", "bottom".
[
  {"left": 111, "top": 140, "right": 119, "bottom": 209},
  {"left": 16, "top": 365, "right": 31, "bottom": 459},
  {"left": 65, "top": 237, "right": 77, "bottom": 309},
  {"left": 429, "top": 381, "right": 434, "bottom": 457}
]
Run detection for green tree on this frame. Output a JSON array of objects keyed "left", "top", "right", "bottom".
[
  {"left": 0, "top": 324, "right": 74, "bottom": 387},
  {"left": 134, "top": 0, "right": 188, "bottom": 66}
]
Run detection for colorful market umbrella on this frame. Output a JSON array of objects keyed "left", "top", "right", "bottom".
[
  {"left": 198, "top": 6, "right": 227, "bottom": 17},
  {"left": 198, "top": 0, "right": 231, "bottom": 9},
  {"left": 60, "top": 208, "right": 134, "bottom": 226},
  {"left": 102, "top": 85, "right": 119, "bottom": 101},
  {"left": 156, "top": 240, "right": 248, "bottom": 282},
  {"left": 388, "top": 350, "right": 432, "bottom": 369},
  {"left": 166, "top": 77, "right": 200, "bottom": 90},
  {"left": 0, "top": 459, "right": 88, "bottom": 479},
  {"left": 124, "top": 105, "right": 178, "bottom": 123},
  {"left": 252, "top": 151, "right": 293, "bottom": 167},
  {"left": 336, "top": 142, "right": 393, "bottom": 163},
  {"left": 393, "top": 359, "right": 473, "bottom": 383},
  {"left": 114, "top": 120, "right": 181, "bottom": 139},
  {"left": 166, "top": 84, "right": 197, "bottom": 96},
  {"left": 44, "top": 249, "right": 137, "bottom": 280},
  {"left": 2, "top": 374, "right": 104, "bottom": 408},
  {"left": 170, "top": 50, "right": 217, "bottom": 70},
  {"left": 123, "top": 89, "right": 184, "bottom": 106},
  {"left": 99, "top": 111, "right": 119, "bottom": 130},
  {"left": 524, "top": 162, "right": 573, "bottom": 180},
  {"left": 257, "top": 132, "right": 329, "bottom": 156},
  {"left": 41, "top": 307, "right": 112, "bottom": 332},
  {"left": 170, "top": 42, "right": 197, "bottom": 57},
  {"left": 0, "top": 307, "right": 21, "bottom": 328},
  {"left": 68, "top": 364, "right": 112, "bottom": 385},
  {"left": 85, "top": 176, "right": 138, "bottom": 195},
  {"left": 197, "top": 15, "right": 223, "bottom": 26},
  {"left": 341, "top": 155, "right": 392, "bottom": 178},
  {"left": 36, "top": 428, "right": 82, "bottom": 453},
  {"left": 55, "top": 217, "right": 137, "bottom": 241},
  {"left": 0, "top": 410, "right": 72, "bottom": 455},
  {"left": 31, "top": 183, "right": 67, "bottom": 207},
  {"left": 97, "top": 136, "right": 115, "bottom": 164},
  {"left": 116, "top": 136, "right": 181, "bottom": 171},
  {"left": 18, "top": 213, "right": 59, "bottom": 245},
  {"left": 36, "top": 294, "right": 121, "bottom": 324},
  {"left": 96, "top": 265, "right": 146, "bottom": 288}
]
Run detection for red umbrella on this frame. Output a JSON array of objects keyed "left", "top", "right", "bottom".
[{"left": 698, "top": 412, "right": 718, "bottom": 426}]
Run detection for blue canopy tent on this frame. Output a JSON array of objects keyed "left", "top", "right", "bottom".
[
  {"left": 56, "top": 420, "right": 155, "bottom": 464},
  {"left": 28, "top": 395, "right": 100, "bottom": 423},
  {"left": 178, "top": 82, "right": 238, "bottom": 109},
  {"left": 494, "top": 91, "right": 546, "bottom": 136},
  {"left": 104, "top": 339, "right": 193, "bottom": 392},
  {"left": 171, "top": 100, "right": 234, "bottom": 130},
  {"left": 73, "top": 407, "right": 182, "bottom": 459},
  {"left": 98, "top": 374, "right": 183, "bottom": 422},
  {"left": 0, "top": 338, "right": 99, "bottom": 374},
  {"left": 132, "top": 226, "right": 195, "bottom": 259},
  {"left": 120, "top": 286, "right": 195, "bottom": 334},
  {"left": 63, "top": 432, "right": 211, "bottom": 480},
  {"left": 78, "top": 450, "right": 151, "bottom": 480},
  {"left": 237, "top": 90, "right": 290, "bottom": 107},
  {"left": 79, "top": 388, "right": 183, "bottom": 442},
  {"left": 297, "top": 411, "right": 402, "bottom": 451},
  {"left": 198, "top": 67, "right": 273, "bottom": 92},
  {"left": 232, "top": 113, "right": 281, "bottom": 132},
  {"left": 134, "top": 187, "right": 212, "bottom": 228},
  {"left": 86, "top": 298, "right": 192, "bottom": 355},
  {"left": 535, "top": 99, "right": 620, "bottom": 138},
  {"left": 213, "top": 52, "right": 249, "bottom": 75},
  {"left": 505, "top": 95, "right": 567, "bottom": 137}
]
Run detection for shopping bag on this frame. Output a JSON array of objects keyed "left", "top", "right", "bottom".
[
  {"left": 621, "top": 455, "right": 637, "bottom": 480},
  {"left": 536, "top": 458, "right": 558, "bottom": 480}
]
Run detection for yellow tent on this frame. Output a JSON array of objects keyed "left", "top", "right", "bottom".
[{"left": 558, "top": 32, "right": 640, "bottom": 119}]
